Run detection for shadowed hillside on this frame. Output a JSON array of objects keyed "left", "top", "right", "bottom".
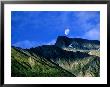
[
  {"left": 28, "top": 45, "right": 100, "bottom": 77},
  {"left": 11, "top": 46, "right": 75, "bottom": 77}
]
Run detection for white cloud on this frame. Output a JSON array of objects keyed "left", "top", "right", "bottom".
[
  {"left": 74, "top": 11, "right": 100, "bottom": 31},
  {"left": 46, "top": 39, "right": 56, "bottom": 45},
  {"left": 12, "top": 39, "right": 57, "bottom": 49},
  {"left": 12, "top": 40, "right": 37, "bottom": 49},
  {"left": 70, "top": 12, "right": 100, "bottom": 40},
  {"left": 70, "top": 24, "right": 100, "bottom": 40},
  {"left": 83, "top": 29, "right": 100, "bottom": 40},
  {"left": 65, "top": 28, "right": 70, "bottom": 35},
  {"left": 82, "top": 24, "right": 100, "bottom": 40}
]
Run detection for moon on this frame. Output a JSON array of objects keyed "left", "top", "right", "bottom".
[{"left": 65, "top": 28, "right": 70, "bottom": 35}]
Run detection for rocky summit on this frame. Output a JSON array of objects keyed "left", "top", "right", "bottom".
[{"left": 55, "top": 36, "right": 100, "bottom": 50}]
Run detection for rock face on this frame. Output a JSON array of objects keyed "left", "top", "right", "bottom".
[
  {"left": 55, "top": 36, "right": 100, "bottom": 50},
  {"left": 11, "top": 36, "right": 100, "bottom": 77}
]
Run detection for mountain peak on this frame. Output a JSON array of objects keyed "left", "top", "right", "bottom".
[
  {"left": 55, "top": 36, "right": 100, "bottom": 50},
  {"left": 55, "top": 36, "right": 72, "bottom": 48}
]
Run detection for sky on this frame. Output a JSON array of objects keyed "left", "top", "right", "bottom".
[{"left": 11, "top": 11, "right": 100, "bottom": 49}]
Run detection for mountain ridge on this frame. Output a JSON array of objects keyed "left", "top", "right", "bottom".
[{"left": 55, "top": 36, "right": 100, "bottom": 50}]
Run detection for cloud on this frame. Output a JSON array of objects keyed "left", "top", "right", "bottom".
[
  {"left": 82, "top": 24, "right": 100, "bottom": 40},
  {"left": 65, "top": 28, "right": 70, "bottom": 35},
  {"left": 83, "top": 29, "right": 99, "bottom": 40},
  {"left": 12, "top": 40, "right": 38, "bottom": 49},
  {"left": 46, "top": 39, "right": 56, "bottom": 45},
  {"left": 75, "top": 12, "right": 99, "bottom": 23},
  {"left": 70, "top": 24, "right": 100, "bottom": 40},
  {"left": 12, "top": 39, "right": 57, "bottom": 49},
  {"left": 74, "top": 11, "right": 100, "bottom": 31},
  {"left": 69, "top": 11, "right": 100, "bottom": 40}
]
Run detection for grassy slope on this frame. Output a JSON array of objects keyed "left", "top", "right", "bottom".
[{"left": 11, "top": 47, "right": 75, "bottom": 77}]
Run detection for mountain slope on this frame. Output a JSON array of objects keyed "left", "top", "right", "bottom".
[
  {"left": 28, "top": 45, "right": 90, "bottom": 61},
  {"left": 26, "top": 36, "right": 100, "bottom": 77},
  {"left": 11, "top": 46, "right": 75, "bottom": 77},
  {"left": 27, "top": 45, "right": 100, "bottom": 77}
]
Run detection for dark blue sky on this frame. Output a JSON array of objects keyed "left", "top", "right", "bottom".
[{"left": 11, "top": 11, "right": 100, "bottom": 48}]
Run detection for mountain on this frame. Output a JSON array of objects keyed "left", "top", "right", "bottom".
[
  {"left": 11, "top": 36, "right": 100, "bottom": 77},
  {"left": 11, "top": 46, "right": 75, "bottom": 77},
  {"left": 55, "top": 36, "right": 100, "bottom": 50},
  {"left": 28, "top": 45, "right": 90, "bottom": 61},
  {"left": 27, "top": 45, "right": 100, "bottom": 77}
]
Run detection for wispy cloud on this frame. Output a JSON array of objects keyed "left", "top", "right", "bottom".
[
  {"left": 69, "top": 11, "right": 100, "bottom": 40},
  {"left": 12, "top": 40, "right": 38, "bottom": 49},
  {"left": 12, "top": 39, "right": 57, "bottom": 49},
  {"left": 69, "top": 24, "right": 100, "bottom": 40},
  {"left": 82, "top": 24, "right": 100, "bottom": 40},
  {"left": 46, "top": 39, "right": 56, "bottom": 45},
  {"left": 73, "top": 11, "right": 100, "bottom": 31}
]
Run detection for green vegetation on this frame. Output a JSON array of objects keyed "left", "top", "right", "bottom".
[{"left": 11, "top": 47, "right": 75, "bottom": 77}]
